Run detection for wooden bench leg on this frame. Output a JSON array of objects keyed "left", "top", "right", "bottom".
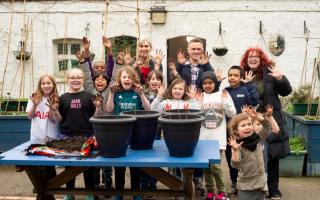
[{"left": 183, "top": 168, "right": 195, "bottom": 200}]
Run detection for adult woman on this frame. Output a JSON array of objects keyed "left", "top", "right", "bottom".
[
  {"left": 240, "top": 47, "right": 292, "bottom": 200},
  {"left": 132, "top": 38, "right": 163, "bottom": 85}
]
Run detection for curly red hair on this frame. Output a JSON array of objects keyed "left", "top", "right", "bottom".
[{"left": 240, "top": 47, "right": 273, "bottom": 79}]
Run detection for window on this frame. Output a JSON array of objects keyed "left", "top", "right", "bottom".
[{"left": 53, "top": 39, "right": 81, "bottom": 76}]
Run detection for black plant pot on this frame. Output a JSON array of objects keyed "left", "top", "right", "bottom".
[
  {"left": 158, "top": 114, "right": 204, "bottom": 157},
  {"left": 163, "top": 109, "right": 204, "bottom": 116},
  {"left": 90, "top": 115, "right": 136, "bottom": 158},
  {"left": 212, "top": 47, "right": 228, "bottom": 56},
  {"left": 121, "top": 110, "right": 161, "bottom": 150}
]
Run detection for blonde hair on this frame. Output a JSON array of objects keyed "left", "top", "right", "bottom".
[
  {"left": 36, "top": 74, "right": 58, "bottom": 98},
  {"left": 138, "top": 38, "right": 152, "bottom": 50},
  {"left": 228, "top": 113, "right": 251, "bottom": 139},
  {"left": 115, "top": 67, "right": 140, "bottom": 90}
]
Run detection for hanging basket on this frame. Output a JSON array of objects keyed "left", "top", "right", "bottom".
[{"left": 212, "top": 22, "right": 228, "bottom": 57}]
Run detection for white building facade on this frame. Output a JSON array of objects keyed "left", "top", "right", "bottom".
[{"left": 0, "top": 0, "right": 319, "bottom": 97}]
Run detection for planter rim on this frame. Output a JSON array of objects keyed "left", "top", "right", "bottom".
[
  {"left": 90, "top": 115, "right": 136, "bottom": 124},
  {"left": 163, "top": 109, "right": 204, "bottom": 116},
  {"left": 120, "top": 110, "right": 161, "bottom": 119},
  {"left": 290, "top": 150, "right": 307, "bottom": 155},
  {"left": 0, "top": 115, "right": 28, "bottom": 119},
  {"left": 158, "top": 114, "right": 204, "bottom": 124}
]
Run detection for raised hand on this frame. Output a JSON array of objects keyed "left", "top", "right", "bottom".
[
  {"left": 82, "top": 37, "right": 90, "bottom": 58},
  {"left": 93, "top": 93, "right": 103, "bottom": 108},
  {"left": 227, "top": 136, "right": 243, "bottom": 151},
  {"left": 157, "top": 84, "right": 166, "bottom": 98},
  {"left": 268, "top": 64, "right": 283, "bottom": 80},
  {"left": 133, "top": 83, "right": 144, "bottom": 95},
  {"left": 221, "top": 89, "right": 229, "bottom": 100},
  {"left": 168, "top": 60, "right": 176, "bottom": 71},
  {"left": 177, "top": 48, "right": 187, "bottom": 64},
  {"left": 265, "top": 104, "right": 274, "bottom": 117},
  {"left": 102, "top": 36, "right": 112, "bottom": 49},
  {"left": 241, "top": 70, "right": 256, "bottom": 83},
  {"left": 75, "top": 50, "right": 85, "bottom": 62},
  {"left": 30, "top": 92, "right": 41, "bottom": 106},
  {"left": 200, "top": 51, "right": 212, "bottom": 65},
  {"left": 135, "top": 54, "right": 148, "bottom": 67},
  {"left": 186, "top": 86, "right": 197, "bottom": 99},
  {"left": 46, "top": 95, "right": 59, "bottom": 111},
  {"left": 110, "top": 83, "right": 120, "bottom": 94},
  {"left": 154, "top": 49, "right": 165, "bottom": 66},
  {"left": 195, "top": 89, "right": 203, "bottom": 102},
  {"left": 124, "top": 48, "right": 132, "bottom": 66},
  {"left": 215, "top": 68, "right": 226, "bottom": 82}
]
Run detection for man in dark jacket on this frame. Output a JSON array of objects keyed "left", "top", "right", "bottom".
[{"left": 170, "top": 38, "right": 217, "bottom": 89}]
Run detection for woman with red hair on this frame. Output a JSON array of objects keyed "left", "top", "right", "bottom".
[{"left": 240, "top": 47, "right": 292, "bottom": 200}]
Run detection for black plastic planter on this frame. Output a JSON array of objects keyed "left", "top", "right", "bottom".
[
  {"left": 212, "top": 47, "right": 228, "bottom": 56},
  {"left": 158, "top": 114, "right": 204, "bottom": 157},
  {"left": 121, "top": 110, "right": 161, "bottom": 150},
  {"left": 163, "top": 109, "right": 204, "bottom": 116},
  {"left": 90, "top": 115, "right": 136, "bottom": 158}
]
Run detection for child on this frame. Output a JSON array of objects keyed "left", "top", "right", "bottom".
[
  {"left": 141, "top": 70, "right": 164, "bottom": 199},
  {"left": 57, "top": 68, "right": 97, "bottom": 200},
  {"left": 248, "top": 104, "right": 280, "bottom": 196},
  {"left": 105, "top": 66, "right": 150, "bottom": 200},
  {"left": 227, "top": 112, "right": 271, "bottom": 200},
  {"left": 151, "top": 78, "right": 200, "bottom": 112},
  {"left": 144, "top": 70, "right": 164, "bottom": 104},
  {"left": 224, "top": 65, "right": 259, "bottom": 195},
  {"left": 198, "top": 71, "right": 236, "bottom": 200},
  {"left": 26, "top": 74, "right": 60, "bottom": 200},
  {"left": 26, "top": 74, "right": 60, "bottom": 142}
]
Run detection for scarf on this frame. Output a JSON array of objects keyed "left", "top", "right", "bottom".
[{"left": 237, "top": 133, "right": 260, "bottom": 151}]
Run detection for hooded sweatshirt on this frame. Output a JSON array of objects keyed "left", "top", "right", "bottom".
[{"left": 199, "top": 71, "right": 236, "bottom": 150}]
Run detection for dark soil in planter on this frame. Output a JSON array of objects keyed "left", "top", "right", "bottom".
[
  {"left": 212, "top": 47, "right": 228, "bottom": 56},
  {"left": 159, "top": 114, "right": 204, "bottom": 157},
  {"left": 90, "top": 115, "right": 136, "bottom": 158},
  {"left": 121, "top": 110, "right": 161, "bottom": 150},
  {"left": 163, "top": 109, "right": 204, "bottom": 116},
  {"left": 46, "top": 136, "right": 86, "bottom": 152}
]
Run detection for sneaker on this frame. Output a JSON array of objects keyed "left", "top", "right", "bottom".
[
  {"left": 270, "top": 195, "right": 281, "bottom": 200},
  {"left": 194, "top": 178, "right": 206, "bottom": 196},
  {"left": 63, "top": 195, "right": 75, "bottom": 200},
  {"left": 85, "top": 195, "right": 95, "bottom": 200},
  {"left": 205, "top": 191, "right": 215, "bottom": 200},
  {"left": 227, "top": 182, "right": 237, "bottom": 196},
  {"left": 216, "top": 192, "right": 227, "bottom": 200}
]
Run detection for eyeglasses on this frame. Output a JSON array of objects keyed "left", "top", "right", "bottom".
[
  {"left": 248, "top": 55, "right": 260, "bottom": 59},
  {"left": 68, "top": 76, "right": 83, "bottom": 80}
]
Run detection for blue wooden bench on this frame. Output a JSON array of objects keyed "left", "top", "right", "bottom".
[{"left": 0, "top": 140, "right": 220, "bottom": 199}]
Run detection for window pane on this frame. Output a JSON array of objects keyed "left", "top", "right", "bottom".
[
  {"left": 71, "top": 59, "right": 79, "bottom": 68},
  {"left": 58, "top": 60, "right": 68, "bottom": 71},
  {"left": 71, "top": 44, "right": 80, "bottom": 55},
  {"left": 58, "top": 44, "right": 68, "bottom": 54}
]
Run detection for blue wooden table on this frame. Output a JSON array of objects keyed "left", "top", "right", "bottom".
[{"left": 0, "top": 140, "right": 220, "bottom": 200}]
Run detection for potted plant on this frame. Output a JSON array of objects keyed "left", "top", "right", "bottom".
[
  {"left": 120, "top": 110, "right": 161, "bottom": 150},
  {"left": 158, "top": 114, "right": 204, "bottom": 157},
  {"left": 279, "top": 136, "right": 307, "bottom": 177},
  {"left": 288, "top": 84, "right": 319, "bottom": 115},
  {"left": 0, "top": 97, "right": 30, "bottom": 152}
]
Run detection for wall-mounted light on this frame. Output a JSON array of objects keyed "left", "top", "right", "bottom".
[{"left": 150, "top": 6, "right": 167, "bottom": 24}]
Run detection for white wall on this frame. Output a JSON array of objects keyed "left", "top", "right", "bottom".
[{"left": 0, "top": 0, "right": 319, "bottom": 97}]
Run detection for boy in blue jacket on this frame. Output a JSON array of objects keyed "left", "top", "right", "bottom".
[{"left": 224, "top": 65, "right": 259, "bottom": 196}]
